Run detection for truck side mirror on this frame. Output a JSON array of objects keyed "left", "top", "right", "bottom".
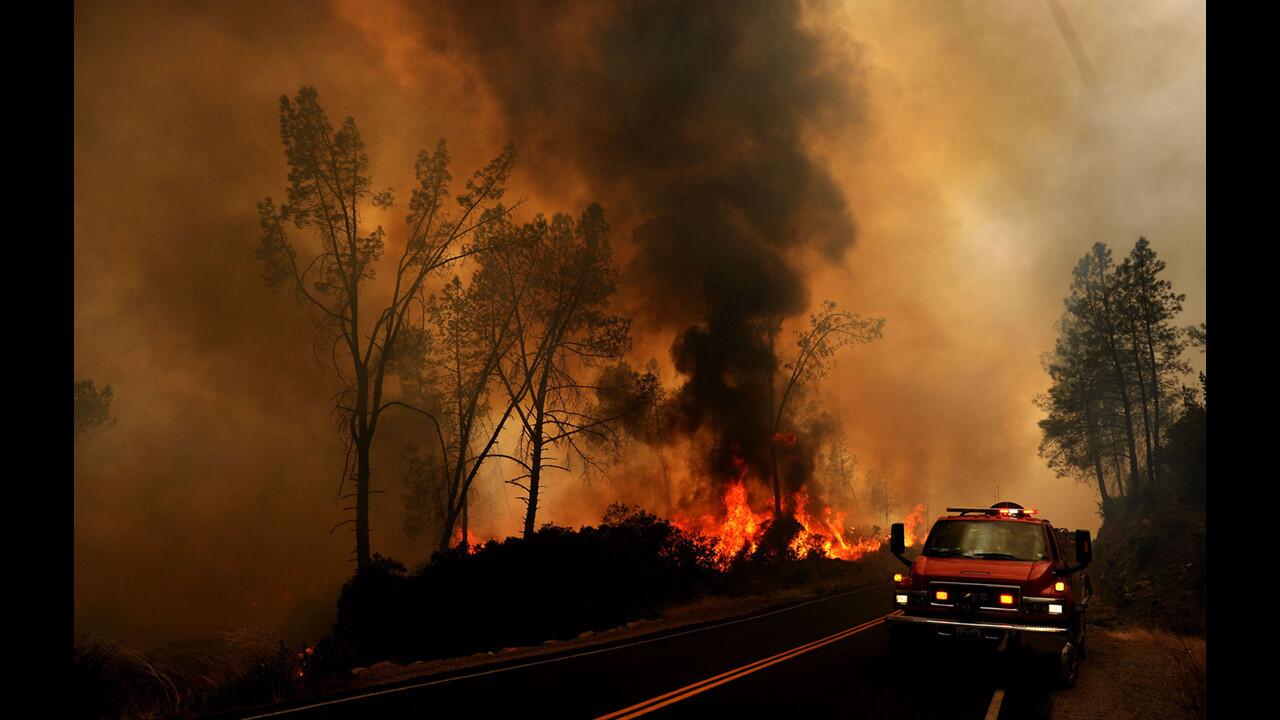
[
  {"left": 890, "top": 523, "right": 905, "bottom": 555},
  {"left": 1074, "top": 529, "right": 1093, "bottom": 566}
]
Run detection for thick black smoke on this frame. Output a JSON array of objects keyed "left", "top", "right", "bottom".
[{"left": 434, "top": 0, "right": 860, "bottom": 486}]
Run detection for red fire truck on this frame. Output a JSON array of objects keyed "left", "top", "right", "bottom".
[{"left": 885, "top": 502, "right": 1093, "bottom": 686}]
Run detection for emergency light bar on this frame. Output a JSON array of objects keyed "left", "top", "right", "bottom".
[{"left": 945, "top": 507, "right": 1039, "bottom": 517}]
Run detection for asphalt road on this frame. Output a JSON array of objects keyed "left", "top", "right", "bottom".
[{"left": 234, "top": 585, "right": 1057, "bottom": 719}]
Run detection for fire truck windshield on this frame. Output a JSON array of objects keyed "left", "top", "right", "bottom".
[{"left": 922, "top": 520, "right": 1049, "bottom": 561}]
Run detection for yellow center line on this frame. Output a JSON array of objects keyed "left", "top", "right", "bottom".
[
  {"left": 985, "top": 687, "right": 1005, "bottom": 720},
  {"left": 595, "top": 611, "right": 902, "bottom": 720}
]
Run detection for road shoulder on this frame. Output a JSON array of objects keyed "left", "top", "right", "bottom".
[{"left": 1049, "top": 620, "right": 1205, "bottom": 720}]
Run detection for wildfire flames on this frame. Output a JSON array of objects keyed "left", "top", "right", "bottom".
[
  {"left": 453, "top": 527, "right": 482, "bottom": 555},
  {"left": 453, "top": 456, "right": 928, "bottom": 570},
  {"left": 902, "top": 502, "right": 927, "bottom": 547},
  {"left": 672, "top": 459, "right": 927, "bottom": 568}
]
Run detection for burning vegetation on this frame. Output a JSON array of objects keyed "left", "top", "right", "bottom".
[{"left": 671, "top": 456, "right": 926, "bottom": 568}]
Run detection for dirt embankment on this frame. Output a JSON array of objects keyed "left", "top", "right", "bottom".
[
  {"left": 1091, "top": 496, "right": 1206, "bottom": 634},
  {"left": 1052, "top": 492, "right": 1206, "bottom": 719}
]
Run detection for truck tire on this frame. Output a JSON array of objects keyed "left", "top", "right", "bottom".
[
  {"left": 1054, "top": 641, "right": 1080, "bottom": 688},
  {"left": 1069, "top": 611, "right": 1087, "bottom": 660}
]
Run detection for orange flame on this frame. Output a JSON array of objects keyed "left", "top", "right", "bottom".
[
  {"left": 712, "top": 480, "right": 772, "bottom": 564},
  {"left": 670, "top": 458, "right": 775, "bottom": 568},
  {"left": 453, "top": 527, "right": 482, "bottom": 555},
  {"left": 671, "top": 459, "right": 911, "bottom": 566},
  {"left": 902, "top": 503, "right": 927, "bottom": 547},
  {"left": 789, "top": 488, "right": 886, "bottom": 561}
]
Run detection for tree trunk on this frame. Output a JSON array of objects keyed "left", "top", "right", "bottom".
[
  {"left": 355, "top": 438, "right": 371, "bottom": 569},
  {"left": 438, "top": 459, "right": 466, "bottom": 553},
  {"left": 438, "top": 515, "right": 453, "bottom": 554},
  {"left": 1142, "top": 321, "right": 1164, "bottom": 488},
  {"left": 523, "top": 458, "right": 541, "bottom": 538},
  {"left": 460, "top": 486, "right": 469, "bottom": 549},
  {"left": 1112, "top": 364, "right": 1143, "bottom": 497},
  {"left": 769, "top": 445, "right": 783, "bottom": 517},
  {"left": 1093, "top": 268, "right": 1143, "bottom": 497},
  {"left": 522, "top": 365, "right": 553, "bottom": 538},
  {"left": 1081, "top": 393, "right": 1110, "bottom": 507},
  {"left": 1127, "top": 320, "right": 1157, "bottom": 489}
]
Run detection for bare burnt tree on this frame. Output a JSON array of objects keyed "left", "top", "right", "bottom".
[
  {"left": 763, "top": 301, "right": 883, "bottom": 516},
  {"left": 255, "top": 86, "right": 514, "bottom": 568},
  {"left": 482, "top": 205, "right": 634, "bottom": 537},
  {"left": 390, "top": 210, "right": 543, "bottom": 553}
]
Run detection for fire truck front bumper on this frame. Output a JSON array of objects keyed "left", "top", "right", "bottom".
[{"left": 884, "top": 613, "right": 1069, "bottom": 654}]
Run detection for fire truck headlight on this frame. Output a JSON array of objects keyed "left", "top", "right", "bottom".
[
  {"left": 1048, "top": 604, "right": 1064, "bottom": 615},
  {"left": 895, "top": 594, "right": 908, "bottom": 606}
]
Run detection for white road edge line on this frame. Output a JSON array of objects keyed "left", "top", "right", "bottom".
[
  {"left": 240, "top": 583, "right": 890, "bottom": 719},
  {"left": 985, "top": 687, "right": 1006, "bottom": 720}
]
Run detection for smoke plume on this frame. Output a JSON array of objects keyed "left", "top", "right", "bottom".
[{"left": 430, "top": 0, "right": 861, "bottom": 491}]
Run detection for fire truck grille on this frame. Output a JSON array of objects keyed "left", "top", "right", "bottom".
[{"left": 928, "top": 582, "right": 1021, "bottom": 612}]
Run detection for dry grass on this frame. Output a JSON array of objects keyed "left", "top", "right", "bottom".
[
  {"left": 73, "top": 626, "right": 304, "bottom": 719},
  {"left": 1051, "top": 625, "right": 1205, "bottom": 720}
]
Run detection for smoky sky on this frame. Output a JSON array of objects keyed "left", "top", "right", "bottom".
[
  {"left": 429, "top": 0, "right": 862, "bottom": 483},
  {"left": 75, "top": 0, "right": 1205, "bottom": 649}
]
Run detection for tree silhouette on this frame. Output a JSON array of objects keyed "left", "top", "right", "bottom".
[
  {"left": 255, "top": 86, "right": 514, "bottom": 568},
  {"left": 820, "top": 434, "right": 859, "bottom": 513},
  {"left": 764, "top": 301, "right": 883, "bottom": 516},
  {"left": 483, "top": 205, "right": 636, "bottom": 537},
  {"left": 1038, "top": 238, "right": 1194, "bottom": 511},
  {"left": 1116, "top": 237, "right": 1189, "bottom": 486}
]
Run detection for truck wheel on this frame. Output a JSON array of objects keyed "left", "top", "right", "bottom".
[{"left": 1054, "top": 641, "right": 1080, "bottom": 688}]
